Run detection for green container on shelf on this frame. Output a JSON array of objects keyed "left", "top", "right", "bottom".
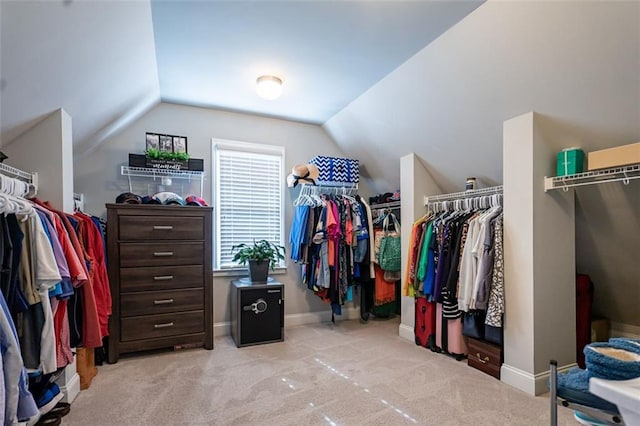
[{"left": 556, "top": 148, "right": 585, "bottom": 176}]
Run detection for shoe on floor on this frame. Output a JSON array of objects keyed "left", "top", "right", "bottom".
[
  {"left": 36, "top": 384, "right": 63, "bottom": 414},
  {"left": 35, "top": 414, "right": 62, "bottom": 426},
  {"left": 48, "top": 402, "right": 70, "bottom": 418}
]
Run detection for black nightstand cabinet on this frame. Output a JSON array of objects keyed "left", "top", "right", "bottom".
[{"left": 230, "top": 280, "right": 284, "bottom": 347}]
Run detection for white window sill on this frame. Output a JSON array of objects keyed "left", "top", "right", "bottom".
[{"left": 212, "top": 266, "right": 287, "bottom": 278}]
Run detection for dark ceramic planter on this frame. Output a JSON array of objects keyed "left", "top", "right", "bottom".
[{"left": 248, "top": 260, "right": 269, "bottom": 283}]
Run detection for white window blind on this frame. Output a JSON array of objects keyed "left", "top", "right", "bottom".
[{"left": 214, "top": 141, "right": 284, "bottom": 269}]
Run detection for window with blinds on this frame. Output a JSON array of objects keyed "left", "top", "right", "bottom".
[{"left": 213, "top": 140, "right": 284, "bottom": 270}]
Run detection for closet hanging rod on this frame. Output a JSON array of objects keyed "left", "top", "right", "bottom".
[
  {"left": 424, "top": 185, "right": 503, "bottom": 206},
  {"left": 299, "top": 185, "right": 358, "bottom": 195},
  {"left": 370, "top": 201, "right": 401, "bottom": 210}
]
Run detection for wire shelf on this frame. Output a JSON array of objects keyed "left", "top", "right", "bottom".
[
  {"left": 0, "top": 162, "right": 36, "bottom": 183},
  {"left": 0, "top": 162, "right": 38, "bottom": 196},
  {"left": 120, "top": 166, "right": 206, "bottom": 197},
  {"left": 121, "top": 166, "right": 205, "bottom": 179},
  {"left": 424, "top": 185, "right": 503, "bottom": 206},
  {"left": 314, "top": 181, "right": 359, "bottom": 189},
  {"left": 544, "top": 163, "right": 640, "bottom": 192},
  {"left": 369, "top": 201, "right": 401, "bottom": 210}
]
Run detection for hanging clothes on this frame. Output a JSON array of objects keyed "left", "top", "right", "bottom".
[
  {"left": 0, "top": 190, "right": 112, "bottom": 422},
  {"left": 31, "top": 199, "right": 104, "bottom": 349},
  {"left": 407, "top": 192, "right": 504, "bottom": 353},
  {"left": 289, "top": 189, "right": 369, "bottom": 319}
]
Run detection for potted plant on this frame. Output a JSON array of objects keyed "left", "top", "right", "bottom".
[{"left": 231, "top": 239, "right": 286, "bottom": 283}]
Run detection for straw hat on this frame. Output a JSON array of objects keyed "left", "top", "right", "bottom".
[{"left": 286, "top": 164, "right": 319, "bottom": 187}]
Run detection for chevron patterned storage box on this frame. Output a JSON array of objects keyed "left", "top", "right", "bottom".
[{"left": 309, "top": 156, "right": 359, "bottom": 184}]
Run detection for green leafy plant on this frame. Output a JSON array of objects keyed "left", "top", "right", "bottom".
[
  {"left": 145, "top": 148, "right": 163, "bottom": 159},
  {"left": 145, "top": 148, "right": 190, "bottom": 162},
  {"left": 231, "top": 239, "right": 286, "bottom": 270}
]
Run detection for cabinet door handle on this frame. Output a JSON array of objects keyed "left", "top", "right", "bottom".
[
  {"left": 153, "top": 225, "right": 174, "bottom": 230},
  {"left": 153, "top": 299, "right": 174, "bottom": 305},
  {"left": 153, "top": 275, "right": 174, "bottom": 281},
  {"left": 154, "top": 322, "right": 174, "bottom": 329},
  {"left": 153, "top": 252, "right": 174, "bottom": 257},
  {"left": 476, "top": 353, "right": 490, "bottom": 364}
]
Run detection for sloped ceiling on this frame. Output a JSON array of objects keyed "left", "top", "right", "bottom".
[
  {"left": 0, "top": 0, "right": 160, "bottom": 154},
  {"left": 325, "top": 1, "right": 640, "bottom": 194},
  {"left": 0, "top": 0, "right": 483, "bottom": 153},
  {"left": 151, "top": 0, "right": 482, "bottom": 124}
]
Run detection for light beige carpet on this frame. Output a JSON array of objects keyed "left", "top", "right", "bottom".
[{"left": 63, "top": 317, "right": 577, "bottom": 425}]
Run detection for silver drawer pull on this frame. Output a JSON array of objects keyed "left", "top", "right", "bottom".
[
  {"left": 476, "top": 353, "right": 490, "bottom": 364},
  {"left": 154, "top": 322, "right": 174, "bottom": 329},
  {"left": 153, "top": 299, "right": 174, "bottom": 305},
  {"left": 153, "top": 251, "right": 174, "bottom": 257},
  {"left": 153, "top": 225, "right": 174, "bottom": 230},
  {"left": 153, "top": 275, "right": 174, "bottom": 281}
]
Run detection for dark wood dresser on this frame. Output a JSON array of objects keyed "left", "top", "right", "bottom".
[{"left": 106, "top": 203, "right": 213, "bottom": 363}]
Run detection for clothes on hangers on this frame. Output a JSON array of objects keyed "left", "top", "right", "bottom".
[
  {"left": 0, "top": 190, "right": 111, "bottom": 423},
  {"left": 406, "top": 195, "right": 504, "bottom": 337},
  {"left": 289, "top": 191, "right": 371, "bottom": 318}
]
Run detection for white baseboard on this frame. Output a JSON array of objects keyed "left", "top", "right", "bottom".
[
  {"left": 501, "top": 362, "right": 577, "bottom": 396},
  {"left": 57, "top": 371, "right": 80, "bottom": 403},
  {"left": 214, "top": 321, "right": 231, "bottom": 336},
  {"left": 285, "top": 307, "right": 361, "bottom": 325},
  {"left": 213, "top": 307, "right": 362, "bottom": 337},
  {"left": 610, "top": 322, "right": 640, "bottom": 339},
  {"left": 398, "top": 323, "right": 414, "bottom": 342},
  {"left": 55, "top": 355, "right": 80, "bottom": 403}
]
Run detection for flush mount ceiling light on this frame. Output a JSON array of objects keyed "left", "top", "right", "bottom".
[{"left": 256, "top": 75, "right": 283, "bottom": 100}]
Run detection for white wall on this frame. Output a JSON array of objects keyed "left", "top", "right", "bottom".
[
  {"left": 74, "top": 102, "right": 369, "bottom": 325},
  {"left": 398, "top": 153, "right": 441, "bottom": 341},
  {"left": 502, "top": 112, "right": 577, "bottom": 395},
  {"left": 325, "top": 0, "right": 640, "bottom": 328},
  {"left": 575, "top": 185, "right": 640, "bottom": 327},
  {"left": 4, "top": 108, "right": 74, "bottom": 213}
]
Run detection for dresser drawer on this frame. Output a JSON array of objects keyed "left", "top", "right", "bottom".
[
  {"left": 121, "top": 311, "right": 204, "bottom": 342},
  {"left": 119, "top": 215, "right": 204, "bottom": 241},
  {"left": 121, "top": 288, "right": 204, "bottom": 317},
  {"left": 120, "top": 265, "right": 204, "bottom": 293},
  {"left": 119, "top": 242, "right": 203, "bottom": 267},
  {"left": 467, "top": 337, "right": 502, "bottom": 379}
]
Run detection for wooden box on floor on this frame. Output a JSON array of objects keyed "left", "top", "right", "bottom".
[
  {"left": 76, "top": 347, "right": 97, "bottom": 390},
  {"left": 467, "top": 337, "right": 503, "bottom": 379}
]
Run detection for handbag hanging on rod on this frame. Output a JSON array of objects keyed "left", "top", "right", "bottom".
[{"left": 378, "top": 212, "right": 401, "bottom": 272}]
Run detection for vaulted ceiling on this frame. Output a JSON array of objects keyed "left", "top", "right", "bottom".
[{"left": 0, "top": 0, "right": 483, "bottom": 156}]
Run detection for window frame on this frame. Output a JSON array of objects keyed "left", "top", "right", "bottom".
[{"left": 212, "top": 138, "right": 286, "bottom": 274}]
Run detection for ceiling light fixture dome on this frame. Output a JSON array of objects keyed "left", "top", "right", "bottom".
[{"left": 256, "top": 75, "right": 283, "bottom": 100}]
